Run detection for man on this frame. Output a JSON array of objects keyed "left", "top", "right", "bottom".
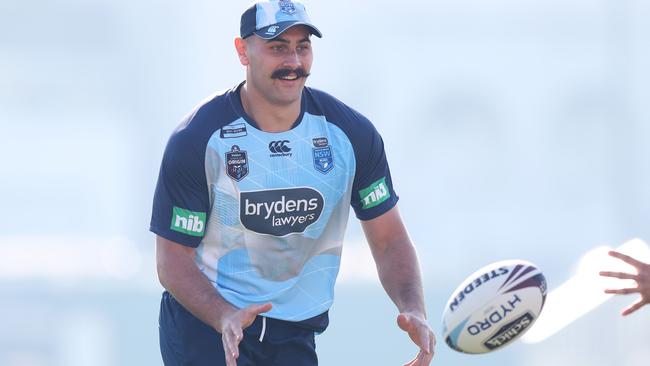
[
  {"left": 600, "top": 251, "right": 650, "bottom": 316},
  {"left": 150, "top": 1, "right": 435, "bottom": 365}
]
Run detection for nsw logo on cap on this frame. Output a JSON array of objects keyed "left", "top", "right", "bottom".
[{"left": 279, "top": 0, "right": 296, "bottom": 14}]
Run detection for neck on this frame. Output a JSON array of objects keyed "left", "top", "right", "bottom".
[{"left": 240, "top": 83, "right": 302, "bottom": 133}]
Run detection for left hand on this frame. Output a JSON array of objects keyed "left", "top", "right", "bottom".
[{"left": 397, "top": 312, "right": 436, "bottom": 366}]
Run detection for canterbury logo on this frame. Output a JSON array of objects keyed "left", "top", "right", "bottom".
[{"left": 269, "top": 140, "right": 292, "bottom": 154}]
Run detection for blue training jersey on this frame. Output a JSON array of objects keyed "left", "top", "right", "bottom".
[{"left": 150, "top": 82, "right": 398, "bottom": 322}]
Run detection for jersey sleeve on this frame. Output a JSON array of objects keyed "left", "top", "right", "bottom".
[
  {"left": 350, "top": 117, "right": 399, "bottom": 221},
  {"left": 150, "top": 126, "right": 210, "bottom": 247}
]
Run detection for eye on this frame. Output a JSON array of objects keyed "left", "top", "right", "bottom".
[
  {"left": 270, "top": 45, "right": 286, "bottom": 53},
  {"left": 297, "top": 44, "right": 311, "bottom": 54}
]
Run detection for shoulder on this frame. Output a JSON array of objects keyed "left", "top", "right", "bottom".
[
  {"left": 305, "top": 87, "right": 381, "bottom": 145},
  {"left": 304, "top": 87, "right": 379, "bottom": 139},
  {"left": 174, "top": 88, "right": 237, "bottom": 139},
  {"left": 167, "top": 88, "right": 239, "bottom": 154}
]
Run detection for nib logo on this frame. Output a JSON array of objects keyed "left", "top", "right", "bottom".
[
  {"left": 170, "top": 207, "right": 206, "bottom": 236},
  {"left": 359, "top": 177, "right": 390, "bottom": 209}
]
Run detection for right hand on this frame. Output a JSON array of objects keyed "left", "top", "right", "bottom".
[
  {"left": 397, "top": 312, "right": 436, "bottom": 366},
  {"left": 220, "top": 303, "right": 273, "bottom": 366}
]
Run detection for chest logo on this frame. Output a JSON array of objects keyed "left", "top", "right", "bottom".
[
  {"left": 269, "top": 140, "right": 292, "bottom": 157},
  {"left": 312, "top": 137, "right": 333, "bottom": 174},
  {"left": 240, "top": 188, "right": 324, "bottom": 236},
  {"left": 226, "top": 145, "right": 249, "bottom": 181}
]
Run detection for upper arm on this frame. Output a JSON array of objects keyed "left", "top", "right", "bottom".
[
  {"left": 360, "top": 205, "right": 409, "bottom": 254},
  {"left": 156, "top": 235, "right": 196, "bottom": 264},
  {"left": 150, "top": 128, "right": 210, "bottom": 248},
  {"left": 155, "top": 235, "right": 197, "bottom": 285},
  {"left": 347, "top": 115, "right": 399, "bottom": 221}
]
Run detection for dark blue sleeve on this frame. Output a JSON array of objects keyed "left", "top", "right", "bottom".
[
  {"left": 348, "top": 116, "right": 399, "bottom": 221},
  {"left": 150, "top": 121, "right": 210, "bottom": 247},
  {"left": 305, "top": 88, "right": 399, "bottom": 220}
]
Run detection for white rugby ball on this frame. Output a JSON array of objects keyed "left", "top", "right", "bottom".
[{"left": 441, "top": 260, "right": 547, "bottom": 354}]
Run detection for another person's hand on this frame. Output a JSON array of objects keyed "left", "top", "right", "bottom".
[
  {"left": 599, "top": 250, "right": 650, "bottom": 316},
  {"left": 397, "top": 312, "right": 436, "bottom": 366},
  {"left": 219, "top": 303, "right": 272, "bottom": 366}
]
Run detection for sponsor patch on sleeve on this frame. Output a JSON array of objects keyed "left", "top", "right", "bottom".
[
  {"left": 359, "top": 177, "right": 390, "bottom": 210},
  {"left": 170, "top": 206, "right": 206, "bottom": 236}
]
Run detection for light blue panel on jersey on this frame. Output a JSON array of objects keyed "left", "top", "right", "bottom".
[
  {"left": 202, "top": 112, "right": 356, "bottom": 321},
  {"left": 217, "top": 249, "right": 340, "bottom": 321}
]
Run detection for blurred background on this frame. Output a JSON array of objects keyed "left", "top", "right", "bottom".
[{"left": 1, "top": 0, "right": 649, "bottom": 365}]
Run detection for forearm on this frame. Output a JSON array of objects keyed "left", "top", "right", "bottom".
[
  {"left": 156, "top": 237, "right": 237, "bottom": 332},
  {"left": 372, "top": 233, "right": 427, "bottom": 318},
  {"left": 362, "top": 206, "right": 436, "bottom": 362}
]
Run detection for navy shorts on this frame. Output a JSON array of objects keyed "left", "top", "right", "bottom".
[{"left": 159, "top": 292, "right": 329, "bottom": 366}]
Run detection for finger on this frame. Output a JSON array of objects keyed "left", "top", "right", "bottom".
[
  {"left": 225, "top": 351, "right": 237, "bottom": 366},
  {"left": 223, "top": 336, "right": 238, "bottom": 366},
  {"left": 431, "top": 331, "right": 437, "bottom": 351},
  {"left": 414, "top": 333, "right": 435, "bottom": 366},
  {"left": 411, "top": 351, "right": 426, "bottom": 366},
  {"left": 403, "top": 334, "right": 435, "bottom": 366},
  {"left": 241, "top": 303, "right": 273, "bottom": 327},
  {"left": 244, "top": 303, "right": 273, "bottom": 319},
  {"left": 224, "top": 329, "right": 242, "bottom": 363},
  {"left": 605, "top": 287, "right": 639, "bottom": 295},
  {"left": 428, "top": 333, "right": 436, "bottom": 359},
  {"left": 397, "top": 313, "right": 412, "bottom": 332},
  {"left": 225, "top": 338, "right": 239, "bottom": 363},
  {"left": 413, "top": 347, "right": 434, "bottom": 366},
  {"left": 252, "top": 302, "right": 273, "bottom": 314},
  {"left": 418, "top": 327, "right": 431, "bottom": 354},
  {"left": 599, "top": 271, "right": 637, "bottom": 280},
  {"left": 608, "top": 251, "right": 645, "bottom": 268},
  {"left": 402, "top": 351, "right": 419, "bottom": 366},
  {"left": 413, "top": 350, "right": 425, "bottom": 366},
  {"left": 621, "top": 299, "right": 648, "bottom": 316}
]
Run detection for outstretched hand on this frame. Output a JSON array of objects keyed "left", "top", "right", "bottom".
[
  {"left": 220, "top": 303, "right": 272, "bottom": 366},
  {"left": 599, "top": 250, "right": 650, "bottom": 316},
  {"left": 397, "top": 312, "right": 436, "bottom": 366}
]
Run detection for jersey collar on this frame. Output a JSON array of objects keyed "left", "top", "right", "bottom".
[{"left": 228, "top": 81, "right": 307, "bottom": 132}]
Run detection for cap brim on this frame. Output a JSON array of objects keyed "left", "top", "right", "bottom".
[{"left": 254, "top": 21, "right": 322, "bottom": 40}]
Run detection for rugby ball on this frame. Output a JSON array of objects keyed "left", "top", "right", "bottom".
[{"left": 441, "top": 260, "right": 547, "bottom": 354}]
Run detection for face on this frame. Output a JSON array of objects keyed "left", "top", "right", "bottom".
[{"left": 237, "top": 25, "right": 313, "bottom": 107}]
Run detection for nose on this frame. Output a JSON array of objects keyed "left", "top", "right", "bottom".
[{"left": 282, "top": 49, "right": 301, "bottom": 68}]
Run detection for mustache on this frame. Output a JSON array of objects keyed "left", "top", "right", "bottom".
[{"left": 271, "top": 68, "right": 311, "bottom": 79}]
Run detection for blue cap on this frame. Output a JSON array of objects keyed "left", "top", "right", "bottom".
[{"left": 240, "top": 0, "right": 322, "bottom": 40}]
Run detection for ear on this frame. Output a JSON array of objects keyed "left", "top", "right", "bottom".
[{"left": 235, "top": 37, "right": 250, "bottom": 66}]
